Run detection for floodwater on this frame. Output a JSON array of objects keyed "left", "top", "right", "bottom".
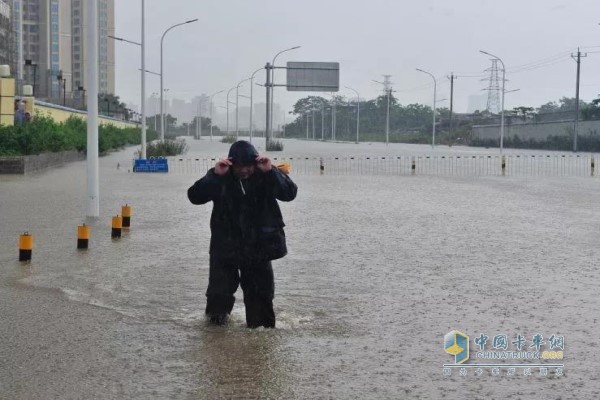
[{"left": 1, "top": 138, "right": 600, "bottom": 399}]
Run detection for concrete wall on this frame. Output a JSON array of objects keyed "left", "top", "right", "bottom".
[
  {"left": 0, "top": 150, "right": 85, "bottom": 174},
  {"left": 34, "top": 100, "right": 138, "bottom": 129},
  {"left": 473, "top": 120, "right": 600, "bottom": 141}
]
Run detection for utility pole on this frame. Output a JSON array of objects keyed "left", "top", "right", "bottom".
[
  {"left": 448, "top": 73, "right": 455, "bottom": 136},
  {"left": 384, "top": 75, "right": 391, "bottom": 145},
  {"left": 265, "top": 63, "right": 272, "bottom": 148},
  {"left": 571, "top": 48, "right": 587, "bottom": 152}
]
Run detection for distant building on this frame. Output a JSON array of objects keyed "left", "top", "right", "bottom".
[
  {"left": 71, "top": 0, "right": 115, "bottom": 98},
  {"left": 10, "top": 0, "right": 114, "bottom": 101},
  {"left": 0, "top": 1, "right": 12, "bottom": 67}
]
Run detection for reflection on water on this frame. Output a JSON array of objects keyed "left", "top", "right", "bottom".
[{"left": 193, "top": 328, "right": 289, "bottom": 399}]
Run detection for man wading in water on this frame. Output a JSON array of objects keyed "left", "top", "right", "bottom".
[{"left": 188, "top": 141, "right": 297, "bottom": 328}]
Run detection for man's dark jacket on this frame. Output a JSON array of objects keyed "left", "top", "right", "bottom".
[{"left": 188, "top": 166, "right": 297, "bottom": 262}]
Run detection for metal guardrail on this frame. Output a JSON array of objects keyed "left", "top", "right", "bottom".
[{"left": 166, "top": 154, "right": 599, "bottom": 177}]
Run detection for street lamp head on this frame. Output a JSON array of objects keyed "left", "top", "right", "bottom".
[
  {"left": 291, "top": 46, "right": 301, "bottom": 50},
  {"left": 186, "top": 19, "right": 199, "bottom": 24}
]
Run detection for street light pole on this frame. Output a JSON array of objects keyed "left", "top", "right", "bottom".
[
  {"left": 345, "top": 86, "right": 360, "bottom": 143},
  {"left": 208, "top": 89, "right": 225, "bottom": 141},
  {"left": 312, "top": 107, "right": 315, "bottom": 139},
  {"left": 249, "top": 67, "right": 264, "bottom": 143},
  {"left": 331, "top": 96, "right": 336, "bottom": 141},
  {"left": 140, "top": 0, "right": 146, "bottom": 158},
  {"left": 480, "top": 50, "right": 506, "bottom": 153},
  {"left": 236, "top": 77, "right": 251, "bottom": 140},
  {"left": 269, "top": 46, "right": 301, "bottom": 141},
  {"left": 226, "top": 86, "right": 236, "bottom": 135},
  {"left": 86, "top": 0, "right": 99, "bottom": 217},
  {"left": 196, "top": 98, "right": 210, "bottom": 139},
  {"left": 160, "top": 18, "right": 198, "bottom": 141},
  {"left": 416, "top": 68, "right": 437, "bottom": 148}
]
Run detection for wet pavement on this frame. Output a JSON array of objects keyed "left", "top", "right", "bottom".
[{"left": 1, "top": 137, "right": 599, "bottom": 399}]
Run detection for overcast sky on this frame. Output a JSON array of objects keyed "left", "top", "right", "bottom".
[{"left": 115, "top": 0, "right": 600, "bottom": 117}]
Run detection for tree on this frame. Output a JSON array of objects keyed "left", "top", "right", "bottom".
[
  {"left": 99, "top": 93, "right": 128, "bottom": 118},
  {"left": 537, "top": 101, "right": 558, "bottom": 114},
  {"left": 291, "top": 96, "right": 329, "bottom": 116},
  {"left": 581, "top": 94, "right": 600, "bottom": 120},
  {"left": 512, "top": 106, "right": 535, "bottom": 121}
]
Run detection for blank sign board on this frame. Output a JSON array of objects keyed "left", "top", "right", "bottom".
[{"left": 286, "top": 62, "right": 339, "bottom": 92}]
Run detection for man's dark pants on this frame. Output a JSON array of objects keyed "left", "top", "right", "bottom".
[{"left": 206, "top": 253, "right": 275, "bottom": 328}]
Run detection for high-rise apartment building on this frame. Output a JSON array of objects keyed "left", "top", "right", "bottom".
[
  {"left": 0, "top": 1, "right": 12, "bottom": 67},
  {"left": 10, "top": 0, "right": 114, "bottom": 102},
  {"left": 71, "top": 0, "right": 114, "bottom": 97}
]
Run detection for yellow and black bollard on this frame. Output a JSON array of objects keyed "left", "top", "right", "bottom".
[
  {"left": 276, "top": 163, "right": 291, "bottom": 175},
  {"left": 19, "top": 232, "right": 33, "bottom": 261},
  {"left": 501, "top": 155, "right": 506, "bottom": 176},
  {"left": 591, "top": 156, "right": 595, "bottom": 177},
  {"left": 111, "top": 215, "right": 122, "bottom": 239},
  {"left": 77, "top": 224, "right": 90, "bottom": 249},
  {"left": 411, "top": 157, "right": 416, "bottom": 175},
  {"left": 319, "top": 157, "right": 324, "bottom": 175},
  {"left": 122, "top": 204, "right": 132, "bottom": 229}
]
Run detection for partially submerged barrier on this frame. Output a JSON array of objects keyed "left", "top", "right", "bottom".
[{"left": 165, "top": 153, "right": 600, "bottom": 177}]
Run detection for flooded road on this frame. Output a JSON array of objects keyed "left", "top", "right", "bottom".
[{"left": 1, "top": 138, "right": 599, "bottom": 399}]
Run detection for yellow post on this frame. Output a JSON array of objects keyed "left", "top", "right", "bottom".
[
  {"left": 276, "top": 162, "right": 291, "bottom": 175},
  {"left": 122, "top": 204, "right": 132, "bottom": 229},
  {"left": 77, "top": 224, "right": 90, "bottom": 249},
  {"left": 111, "top": 215, "right": 122, "bottom": 238},
  {"left": 19, "top": 232, "right": 33, "bottom": 261}
]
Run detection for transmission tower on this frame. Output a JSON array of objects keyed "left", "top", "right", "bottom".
[{"left": 482, "top": 60, "right": 501, "bottom": 114}]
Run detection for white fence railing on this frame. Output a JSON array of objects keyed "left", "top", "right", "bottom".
[{"left": 166, "top": 154, "right": 600, "bottom": 177}]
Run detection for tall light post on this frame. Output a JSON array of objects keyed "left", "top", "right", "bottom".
[
  {"left": 151, "top": 92, "right": 158, "bottom": 130},
  {"left": 236, "top": 77, "right": 251, "bottom": 139},
  {"left": 312, "top": 98, "right": 327, "bottom": 140},
  {"left": 480, "top": 50, "right": 506, "bottom": 153},
  {"left": 217, "top": 105, "right": 227, "bottom": 138},
  {"left": 345, "top": 86, "right": 360, "bottom": 144},
  {"left": 311, "top": 107, "right": 315, "bottom": 139},
  {"left": 196, "top": 99, "right": 203, "bottom": 140},
  {"left": 140, "top": 0, "right": 146, "bottom": 157},
  {"left": 163, "top": 88, "right": 169, "bottom": 136},
  {"left": 330, "top": 95, "right": 337, "bottom": 141},
  {"left": 86, "top": 0, "right": 99, "bottom": 217},
  {"left": 208, "top": 89, "right": 225, "bottom": 141},
  {"left": 226, "top": 86, "right": 236, "bottom": 135},
  {"left": 249, "top": 67, "right": 264, "bottom": 143},
  {"left": 269, "top": 46, "right": 301, "bottom": 141},
  {"left": 416, "top": 68, "right": 437, "bottom": 148},
  {"left": 108, "top": 24, "right": 147, "bottom": 157},
  {"left": 160, "top": 18, "right": 198, "bottom": 141}
]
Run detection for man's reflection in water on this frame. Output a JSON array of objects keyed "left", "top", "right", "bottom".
[{"left": 193, "top": 327, "right": 290, "bottom": 399}]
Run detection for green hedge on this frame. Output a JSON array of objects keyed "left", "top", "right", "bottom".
[
  {"left": 470, "top": 134, "right": 600, "bottom": 152},
  {"left": 0, "top": 114, "right": 156, "bottom": 156}
]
